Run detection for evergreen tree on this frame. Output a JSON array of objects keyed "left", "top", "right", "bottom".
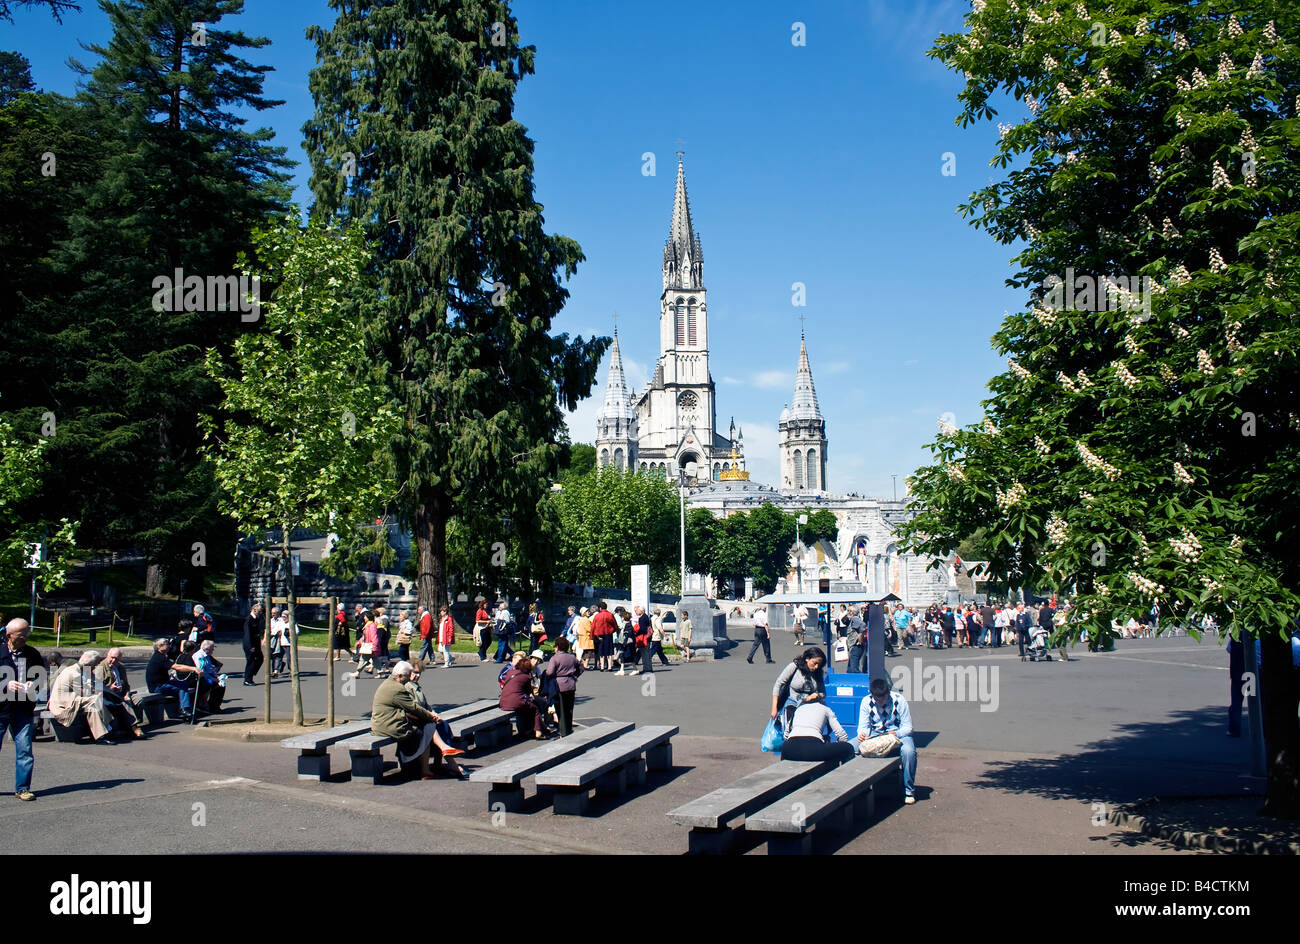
[
  {"left": 28, "top": 0, "right": 290, "bottom": 587},
  {"left": 906, "top": 0, "right": 1300, "bottom": 816},
  {"left": 304, "top": 0, "right": 607, "bottom": 613},
  {"left": 0, "top": 51, "right": 35, "bottom": 104}
]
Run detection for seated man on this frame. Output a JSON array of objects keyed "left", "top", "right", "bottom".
[
  {"left": 856, "top": 677, "right": 917, "bottom": 805},
  {"left": 49, "top": 651, "right": 127, "bottom": 742},
  {"left": 194, "top": 640, "right": 226, "bottom": 715},
  {"left": 145, "top": 637, "right": 197, "bottom": 720},
  {"left": 371, "top": 661, "right": 463, "bottom": 780},
  {"left": 95, "top": 647, "right": 146, "bottom": 736}
]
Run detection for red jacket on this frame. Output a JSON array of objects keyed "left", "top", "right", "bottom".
[
  {"left": 418, "top": 611, "right": 433, "bottom": 639},
  {"left": 438, "top": 614, "right": 454, "bottom": 646},
  {"left": 591, "top": 609, "right": 617, "bottom": 637},
  {"left": 634, "top": 613, "right": 651, "bottom": 647}
]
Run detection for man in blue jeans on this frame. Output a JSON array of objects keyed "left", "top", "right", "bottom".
[
  {"left": 845, "top": 607, "right": 867, "bottom": 675},
  {"left": 1, "top": 619, "right": 47, "bottom": 801},
  {"left": 145, "top": 637, "right": 198, "bottom": 719},
  {"left": 857, "top": 677, "right": 917, "bottom": 804},
  {"left": 493, "top": 601, "right": 516, "bottom": 663}
]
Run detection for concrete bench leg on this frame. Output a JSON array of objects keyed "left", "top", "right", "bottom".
[
  {"left": 687, "top": 827, "right": 734, "bottom": 855},
  {"left": 853, "top": 787, "right": 875, "bottom": 822},
  {"left": 594, "top": 766, "right": 627, "bottom": 798},
  {"left": 162, "top": 700, "right": 183, "bottom": 720},
  {"left": 825, "top": 803, "right": 855, "bottom": 832},
  {"left": 297, "top": 750, "right": 331, "bottom": 781},
  {"left": 646, "top": 742, "right": 673, "bottom": 771},
  {"left": 488, "top": 784, "right": 526, "bottom": 813},
  {"left": 143, "top": 702, "right": 165, "bottom": 726},
  {"left": 768, "top": 832, "right": 813, "bottom": 855},
  {"left": 552, "top": 788, "right": 591, "bottom": 816},
  {"left": 624, "top": 756, "right": 647, "bottom": 788},
  {"left": 351, "top": 751, "right": 384, "bottom": 784}
]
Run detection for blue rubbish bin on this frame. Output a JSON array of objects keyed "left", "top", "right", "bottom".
[{"left": 824, "top": 673, "right": 871, "bottom": 739}]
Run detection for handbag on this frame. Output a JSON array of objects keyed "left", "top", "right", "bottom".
[
  {"left": 832, "top": 639, "right": 849, "bottom": 662},
  {"left": 396, "top": 630, "right": 413, "bottom": 645},
  {"left": 359, "top": 642, "right": 374, "bottom": 656},
  {"left": 858, "top": 732, "right": 901, "bottom": 757}
]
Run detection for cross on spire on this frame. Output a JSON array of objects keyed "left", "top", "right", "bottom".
[
  {"left": 798, "top": 311, "right": 807, "bottom": 338},
  {"left": 612, "top": 311, "right": 619, "bottom": 336}
]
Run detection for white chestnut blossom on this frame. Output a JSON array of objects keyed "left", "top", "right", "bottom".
[
  {"left": 1247, "top": 53, "right": 1265, "bottom": 79},
  {"left": 1128, "top": 572, "right": 1164, "bottom": 597},
  {"left": 1172, "top": 323, "right": 1190, "bottom": 340},
  {"left": 1173, "top": 462, "right": 1194, "bottom": 485},
  {"left": 1226, "top": 321, "right": 1244, "bottom": 354},
  {"left": 983, "top": 417, "right": 1000, "bottom": 436},
  {"left": 1227, "top": 15, "right": 1242, "bottom": 38},
  {"left": 1264, "top": 21, "right": 1277, "bottom": 43},
  {"left": 1209, "top": 247, "right": 1228, "bottom": 273},
  {"left": 995, "top": 481, "right": 1028, "bottom": 510},
  {"left": 1162, "top": 217, "right": 1180, "bottom": 239},
  {"left": 1079, "top": 489, "right": 1095, "bottom": 504},
  {"left": 1158, "top": 362, "right": 1177, "bottom": 384},
  {"left": 946, "top": 463, "right": 966, "bottom": 482},
  {"left": 1134, "top": 17, "right": 1148, "bottom": 37},
  {"left": 1075, "top": 369, "right": 1093, "bottom": 388},
  {"left": 1173, "top": 32, "right": 1188, "bottom": 52},
  {"left": 1211, "top": 162, "right": 1230, "bottom": 189},
  {"left": 1057, "top": 371, "right": 1078, "bottom": 392},
  {"left": 1035, "top": 305, "right": 1059, "bottom": 328},
  {"left": 1008, "top": 358, "right": 1032, "bottom": 380},
  {"left": 1239, "top": 127, "right": 1257, "bottom": 151},
  {"left": 1042, "top": 54, "right": 1058, "bottom": 71},
  {"left": 1197, "top": 349, "right": 1214, "bottom": 373},
  {"left": 1056, "top": 82, "right": 1074, "bottom": 103},
  {"left": 1076, "top": 441, "right": 1121, "bottom": 480},
  {"left": 1170, "top": 529, "right": 1203, "bottom": 562},
  {"left": 938, "top": 415, "right": 958, "bottom": 436},
  {"left": 1124, "top": 333, "right": 1141, "bottom": 355},
  {"left": 1191, "top": 68, "right": 1208, "bottom": 88},
  {"left": 1046, "top": 513, "right": 1068, "bottom": 547},
  {"left": 1034, "top": 435, "right": 1050, "bottom": 456},
  {"left": 1113, "top": 361, "right": 1139, "bottom": 389},
  {"left": 1217, "top": 54, "right": 1233, "bottom": 82}
]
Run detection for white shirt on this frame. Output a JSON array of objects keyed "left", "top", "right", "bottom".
[
  {"left": 792, "top": 605, "right": 808, "bottom": 624},
  {"left": 787, "top": 702, "right": 849, "bottom": 742},
  {"left": 753, "top": 610, "right": 768, "bottom": 629}
]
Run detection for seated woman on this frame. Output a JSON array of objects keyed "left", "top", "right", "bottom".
[
  {"left": 769, "top": 647, "right": 828, "bottom": 732},
  {"left": 405, "top": 659, "right": 465, "bottom": 778},
  {"left": 194, "top": 640, "right": 226, "bottom": 715},
  {"left": 499, "top": 657, "right": 545, "bottom": 739},
  {"left": 49, "top": 651, "right": 139, "bottom": 742},
  {"left": 370, "top": 661, "right": 463, "bottom": 780},
  {"left": 779, "top": 692, "right": 855, "bottom": 764}
]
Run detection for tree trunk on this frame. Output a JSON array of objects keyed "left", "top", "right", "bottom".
[
  {"left": 1259, "top": 627, "right": 1300, "bottom": 819},
  {"left": 416, "top": 493, "right": 449, "bottom": 616},
  {"left": 262, "top": 592, "right": 271, "bottom": 724},
  {"left": 283, "top": 525, "right": 303, "bottom": 727},
  {"left": 145, "top": 562, "right": 166, "bottom": 598}
]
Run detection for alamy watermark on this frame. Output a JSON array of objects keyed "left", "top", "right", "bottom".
[
  {"left": 150, "top": 268, "right": 261, "bottom": 322},
  {"left": 888, "top": 658, "right": 999, "bottom": 713}
]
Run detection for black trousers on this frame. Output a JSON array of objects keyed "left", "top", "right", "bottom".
[
  {"left": 1017, "top": 628, "right": 1028, "bottom": 658},
  {"left": 781, "top": 736, "right": 855, "bottom": 764},
  {"left": 554, "top": 689, "right": 576, "bottom": 736},
  {"left": 243, "top": 645, "right": 264, "bottom": 683},
  {"left": 748, "top": 632, "right": 771, "bottom": 662}
]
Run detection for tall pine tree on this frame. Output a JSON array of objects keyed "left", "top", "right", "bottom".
[
  {"left": 28, "top": 0, "right": 290, "bottom": 587},
  {"left": 304, "top": 0, "right": 607, "bottom": 612}
]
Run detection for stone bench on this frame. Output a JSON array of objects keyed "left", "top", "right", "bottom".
[
  {"left": 338, "top": 731, "right": 400, "bottom": 784},
  {"left": 666, "top": 759, "right": 832, "bottom": 854},
  {"left": 744, "top": 756, "right": 902, "bottom": 855},
  {"left": 469, "top": 720, "right": 633, "bottom": 811},
  {"left": 535, "top": 725, "right": 678, "bottom": 816},
  {"left": 451, "top": 707, "right": 515, "bottom": 750},
  {"left": 280, "top": 720, "right": 374, "bottom": 780},
  {"left": 41, "top": 709, "right": 90, "bottom": 743}
]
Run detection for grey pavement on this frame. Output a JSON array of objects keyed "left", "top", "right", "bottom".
[{"left": 0, "top": 629, "right": 1245, "bottom": 854}]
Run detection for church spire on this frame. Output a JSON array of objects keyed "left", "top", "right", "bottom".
[
  {"left": 598, "top": 327, "right": 634, "bottom": 425},
  {"left": 790, "top": 333, "right": 822, "bottom": 420},
  {"left": 662, "top": 154, "right": 703, "bottom": 290}
]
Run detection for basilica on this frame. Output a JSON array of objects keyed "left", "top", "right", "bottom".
[{"left": 594, "top": 157, "right": 957, "bottom": 606}]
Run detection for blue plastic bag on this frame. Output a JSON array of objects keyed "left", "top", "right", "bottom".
[{"left": 760, "top": 717, "right": 784, "bottom": 753}]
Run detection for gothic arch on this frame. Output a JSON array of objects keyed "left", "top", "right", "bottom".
[
  {"left": 599, "top": 448, "right": 609, "bottom": 468},
  {"left": 793, "top": 449, "right": 804, "bottom": 488},
  {"left": 806, "top": 449, "right": 818, "bottom": 490},
  {"left": 614, "top": 447, "right": 624, "bottom": 471}
]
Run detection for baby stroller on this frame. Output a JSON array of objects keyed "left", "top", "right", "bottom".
[{"left": 1026, "top": 625, "right": 1051, "bottom": 662}]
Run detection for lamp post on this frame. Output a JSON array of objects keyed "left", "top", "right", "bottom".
[
  {"left": 678, "top": 461, "right": 697, "bottom": 593},
  {"left": 795, "top": 513, "right": 808, "bottom": 592}
]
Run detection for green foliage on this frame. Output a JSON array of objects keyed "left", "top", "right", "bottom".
[
  {"left": 202, "top": 215, "right": 396, "bottom": 539},
  {"left": 798, "top": 508, "right": 840, "bottom": 547},
  {"left": 0, "top": 403, "right": 77, "bottom": 598},
  {"left": 551, "top": 468, "right": 678, "bottom": 591},
  {"left": 907, "top": 0, "right": 1300, "bottom": 651},
  {"left": 0, "top": 1, "right": 291, "bottom": 581},
  {"left": 561, "top": 443, "right": 598, "bottom": 480},
  {"left": 303, "top": 0, "right": 608, "bottom": 610},
  {"left": 687, "top": 504, "right": 799, "bottom": 596},
  {"left": 0, "top": 51, "right": 34, "bottom": 104}
]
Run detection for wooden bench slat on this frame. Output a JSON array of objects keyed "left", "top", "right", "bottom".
[
  {"left": 536, "top": 726, "right": 678, "bottom": 787},
  {"left": 745, "top": 757, "right": 900, "bottom": 834},
  {"left": 666, "top": 760, "right": 828, "bottom": 829},
  {"left": 468, "top": 721, "right": 633, "bottom": 785}
]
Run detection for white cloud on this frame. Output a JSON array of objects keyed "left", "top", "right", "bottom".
[
  {"left": 824, "top": 360, "right": 851, "bottom": 374},
  {"left": 563, "top": 352, "right": 650, "bottom": 445},
  {"left": 751, "top": 370, "right": 790, "bottom": 390},
  {"left": 721, "top": 375, "right": 743, "bottom": 385}
]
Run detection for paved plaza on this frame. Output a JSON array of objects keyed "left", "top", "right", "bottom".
[{"left": 1, "top": 628, "right": 1250, "bottom": 855}]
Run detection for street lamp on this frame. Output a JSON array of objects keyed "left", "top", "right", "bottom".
[
  {"left": 678, "top": 460, "right": 697, "bottom": 593},
  {"left": 795, "top": 513, "right": 808, "bottom": 592}
]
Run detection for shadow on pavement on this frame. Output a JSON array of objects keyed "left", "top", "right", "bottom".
[
  {"left": 964, "top": 705, "right": 1252, "bottom": 804},
  {"left": 36, "top": 778, "right": 145, "bottom": 797}
]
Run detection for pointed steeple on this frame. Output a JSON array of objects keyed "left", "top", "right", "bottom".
[
  {"left": 789, "top": 331, "right": 822, "bottom": 420},
  {"left": 663, "top": 154, "right": 703, "bottom": 290},
  {"left": 597, "top": 327, "right": 635, "bottom": 426}
]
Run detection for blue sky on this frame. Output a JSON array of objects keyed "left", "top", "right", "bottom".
[{"left": 10, "top": 0, "right": 1025, "bottom": 498}]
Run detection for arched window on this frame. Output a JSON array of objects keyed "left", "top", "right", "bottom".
[
  {"left": 806, "top": 449, "right": 818, "bottom": 490},
  {"left": 599, "top": 449, "right": 609, "bottom": 468},
  {"left": 793, "top": 449, "right": 804, "bottom": 488},
  {"left": 675, "top": 297, "right": 686, "bottom": 345},
  {"left": 713, "top": 463, "right": 720, "bottom": 481},
  {"left": 614, "top": 448, "right": 624, "bottom": 471},
  {"left": 687, "top": 297, "right": 698, "bottom": 346}
]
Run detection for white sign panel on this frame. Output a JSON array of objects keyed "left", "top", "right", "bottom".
[{"left": 630, "top": 565, "right": 650, "bottom": 612}]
